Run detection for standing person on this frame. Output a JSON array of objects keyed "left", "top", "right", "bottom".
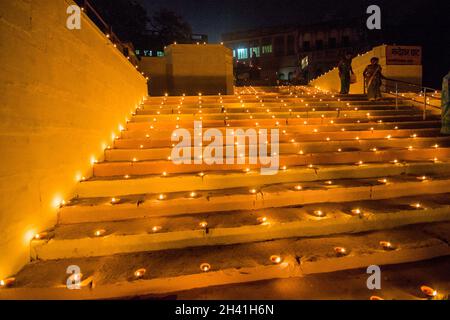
[
  {"left": 442, "top": 70, "right": 450, "bottom": 135},
  {"left": 338, "top": 53, "right": 354, "bottom": 94},
  {"left": 249, "top": 51, "right": 259, "bottom": 80},
  {"left": 363, "top": 57, "right": 384, "bottom": 101}
]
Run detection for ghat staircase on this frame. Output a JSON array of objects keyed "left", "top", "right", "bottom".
[{"left": 2, "top": 86, "right": 450, "bottom": 299}]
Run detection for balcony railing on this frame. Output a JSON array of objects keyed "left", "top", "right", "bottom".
[{"left": 74, "top": 0, "right": 141, "bottom": 69}]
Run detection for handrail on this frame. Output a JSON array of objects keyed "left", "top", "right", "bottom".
[
  {"left": 73, "top": 0, "right": 142, "bottom": 72},
  {"left": 379, "top": 78, "right": 441, "bottom": 120},
  {"left": 383, "top": 77, "right": 438, "bottom": 93}
]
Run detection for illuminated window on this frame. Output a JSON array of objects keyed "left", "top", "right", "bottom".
[
  {"left": 157, "top": 51, "right": 164, "bottom": 57},
  {"left": 250, "top": 47, "right": 260, "bottom": 57},
  {"left": 262, "top": 45, "right": 272, "bottom": 54},
  {"left": 233, "top": 50, "right": 236, "bottom": 58},
  {"left": 237, "top": 48, "right": 248, "bottom": 60}
]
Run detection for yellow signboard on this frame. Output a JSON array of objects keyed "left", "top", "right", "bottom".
[{"left": 386, "top": 46, "right": 422, "bottom": 65}]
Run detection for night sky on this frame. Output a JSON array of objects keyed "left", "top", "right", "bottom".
[{"left": 137, "top": 0, "right": 430, "bottom": 43}]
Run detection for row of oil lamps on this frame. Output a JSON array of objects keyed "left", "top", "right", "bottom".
[
  {"left": 1, "top": 252, "right": 441, "bottom": 300},
  {"left": 104, "top": 174, "right": 431, "bottom": 207},
  {"left": 63, "top": 173, "right": 432, "bottom": 213}
]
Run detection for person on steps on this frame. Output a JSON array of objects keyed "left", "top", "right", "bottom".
[
  {"left": 338, "top": 53, "right": 354, "bottom": 95},
  {"left": 363, "top": 57, "right": 385, "bottom": 101}
]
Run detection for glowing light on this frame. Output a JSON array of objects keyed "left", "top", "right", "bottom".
[
  {"left": 313, "top": 210, "right": 325, "bottom": 217},
  {"left": 34, "top": 232, "right": 49, "bottom": 240},
  {"left": 324, "top": 180, "right": 333, "bottom": 185},
  {"left": 380, "top": 241, "right": 394, "bottom": 250},
  {"left": 199, "top": 221, "right": 208, "bottom": 228},
  {"left": 270, "top": 255, "right": 282, "bottom": 264},
  {"left": 200, "top": 263, "right": 211, "bottom": 272},
  {"left": 294, "top": 185, "right": 303, "bottom": 191},
  {"left": 158, "top": 194, "right": 166, "bottom": 201},
  {"left": 52, "top": 196, "right": 65, "bottom": 209},
  {"left": 152, "top": 226, "right": 162, "bottom": 233},
  {"left": 190, "top": 192, "right": 198, "bottom": 198},
  {"left": 0, "top": 278, "right": 15, "bottom": 288},
  {"left": 378, "top": 178, "right": 389, "bottom": 184},
  {"left": 94, "top": 229, "right": 106, "bottom": 237},
  {"left": 411, "top": 203, "right": 422, "bottom": 209},
  {"left": 421, "top": 286, "right": 438, "bottom": 298},
  {"left": 257, "top": 216, "right": 268, "bottom": 224},
  {"left": 134, "top": 268, "right": 146, "bottom": 279},
  {"left": 111, "top": 197, "right": 119, "bottom": 205},
  {"left": 351, "top": 208, "right": 362, "bottom": 215},
  {"left": 417, "top": 176, "right": 428, "bottom": 181},
  {"left": 334, "top": 247, "right": 347, "bottom": 256}
]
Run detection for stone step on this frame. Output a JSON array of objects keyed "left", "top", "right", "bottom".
[
  {"left": 120, "top": 120, "right": 441, "bottom": 139},
  {"left": 64, "top": 171, "right": 450, "bottom": 224},
  {"left": 93, "top": 147, "right": 450, "bottom": 177},
  {"left": 113, "top": 128, "right": 443, "bottom": 149},
  {"left": 41, "top": 193, "right": 450, "bottom": 260},
  {"left": 4, "top": 222, "right": 450, "bottom": 299},
  {"left": 143, "top": 97, "right": 400, "bottom": 105},
  {"left": 137, "top": 105, "right": 414, "bottom": 115},
  {"left": 131, "top": 109, "right": 425, "bottom": 122},
  {"left": 75, "top": 161, "right": 450, "bottom": 198},
  {"left": 105, "top": 137, "right": 450, "bottom": 162},
  {"left": 124, "top": 115, "right": 438, "bottom": 131}
]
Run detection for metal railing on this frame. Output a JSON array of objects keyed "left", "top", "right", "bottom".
[
  {"left": 364, "top": 77, "right": 440, "bottom": 121},
  {"left": 74, "top": 0, "right": 141, "bottom": 68}
]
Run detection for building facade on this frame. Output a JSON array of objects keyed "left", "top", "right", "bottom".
[{"left": 222, "top": 19, "right": 376, "bottom": 84}]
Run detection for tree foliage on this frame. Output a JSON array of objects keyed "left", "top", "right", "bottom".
[
  {"left": 87, "top": 0, "right": 192, "bottom": 49},
  {"left": 89, "top": 0, "right": 149, "bottom": 47},
  {"left": 148, "top": 9, "right": 193, "bottom": 48}
]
